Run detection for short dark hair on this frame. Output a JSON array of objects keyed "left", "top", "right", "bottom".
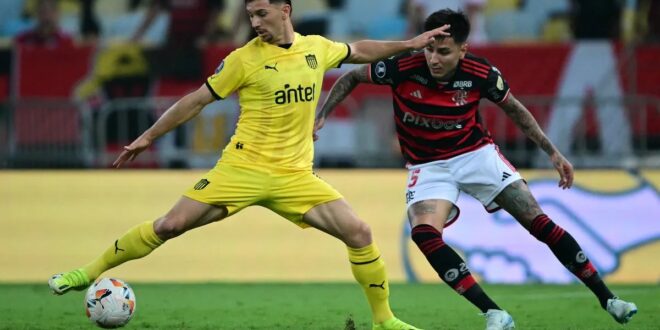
[
  {"left": 424, "top": 9, "right": 470, "bottom": 44},
  {"left": 244, "top": 0, "right": 293, "bottom": 16}
]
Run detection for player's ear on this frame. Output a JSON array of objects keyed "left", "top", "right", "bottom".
[
  {"left": 282, "top": 4, "right": 291, "bottom": 20},
  {"left": 459, "top": 42, "right": 468, "bottom": 58}
]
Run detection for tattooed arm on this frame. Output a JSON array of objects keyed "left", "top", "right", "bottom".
[
  {"left": 498, "top": 93, "right": 574, "bottom": 189},
  {"left": 313, "top": 65, "right": 372, "bottom": 140}
]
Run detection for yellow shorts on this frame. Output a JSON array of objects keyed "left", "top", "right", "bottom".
[{"left": 183, "top": 162, "right": 343, "bottom": 227}]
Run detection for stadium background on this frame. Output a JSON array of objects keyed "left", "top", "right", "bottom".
[{"left": 0, "top": 0, "right": 658, "bottom": 295}]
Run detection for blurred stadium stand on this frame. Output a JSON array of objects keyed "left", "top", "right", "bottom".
[
  {"left": 0, "top": 0, "right": 658, "bottom": 169},
  {"left": 7, "top": 45, "right": 94, "bottom": 168}
]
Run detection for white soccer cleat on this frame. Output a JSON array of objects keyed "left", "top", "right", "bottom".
[
  {"left": 484, "top": 309, "right": 515, "bottom": 330},
  {"left": 606, "top": 297, "right": 637, "bottom": 324}
]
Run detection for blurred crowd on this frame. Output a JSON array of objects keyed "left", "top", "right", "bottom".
[
  {"left": 3, "top": 0, "right": 659, "bottom": 86},
  {"left": 2, "top": 0, "right": 658, "bottom": 169},
  {"left": 2, "top": 0, "right": 659, "bottom": 49}
]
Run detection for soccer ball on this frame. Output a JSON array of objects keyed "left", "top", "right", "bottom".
[{"left": 85, "top": 278, "right": 136, "bottom": 328}]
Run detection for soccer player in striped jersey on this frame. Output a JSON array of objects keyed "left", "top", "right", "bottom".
[
  {"left": 48, "top": 1, "right": 450, "bottom": 329},
  {"left": 316, "top": 8, "right": 637, "bottom": 330}
]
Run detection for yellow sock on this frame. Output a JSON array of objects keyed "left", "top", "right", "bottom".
[
  {"left": 82, "top": 221, "right": 164, "bottom": 280},
  {"left": 347, "top": 242, "right": 394, "bottom": 324}
]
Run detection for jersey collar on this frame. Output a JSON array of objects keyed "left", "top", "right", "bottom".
[{"left": 259, "top": 32, "right": 300, "bottom": 51}]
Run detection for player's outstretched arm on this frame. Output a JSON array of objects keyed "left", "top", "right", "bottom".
[
  {"left": 498, "top": 93, "right": 574, "bottom": 189},
  {"left": 346, "top": 25, "right": 450, "bottom": 64},
  {"left": 112, "top": 85, "right": 215, "bottom": 168},
  {"left": 313, "top": 65, "right": 371, "bottom": 141}
]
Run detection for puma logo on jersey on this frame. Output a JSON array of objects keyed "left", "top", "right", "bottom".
[{"left": 264, "top": 63, "right": 278, "bottom": 72}]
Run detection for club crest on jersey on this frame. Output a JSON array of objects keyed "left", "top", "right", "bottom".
[
  {"left": 194, "top": 179, "right": 210, "bottom": 190},
  {"left": 305, "top": 54, "right": 318, "bottom": 69},
  {"left": 452, "top": 90, "right": 469, "bottom": 106},
  {"left": 453, "top": 80, "right": 472, "bottom": 88}
]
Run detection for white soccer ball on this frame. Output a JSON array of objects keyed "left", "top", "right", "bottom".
[{"left": 85, "top": 278, "right": 136, "bottom": 328}]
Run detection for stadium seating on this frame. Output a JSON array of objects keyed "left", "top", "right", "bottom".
[{"left": 10, "top": 45, "right": 94, "bottom": 167}]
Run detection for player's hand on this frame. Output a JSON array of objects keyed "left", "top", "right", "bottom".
[
  {"left": 408, "top": 24, "right": 451, "bottom": 50},
  {"left": 112, "top": 136, "right": 152, "bottom": 168},
  {"left": 313, "top": 116, "right": 325, "bottom": 141},
  {"left": 551, "top": 152, "right": 574, "bottom": 189}
]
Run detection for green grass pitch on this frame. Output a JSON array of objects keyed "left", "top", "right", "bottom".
[{"left": 1, "top": 283, "right": 657, "bottom": 329}]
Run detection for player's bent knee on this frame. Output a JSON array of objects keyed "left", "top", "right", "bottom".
[
  {"left": 201, "top": 205, "right": 229, "bottom": 224},
  {"left": 153, "top": 216, "right": 189, "bottom": 240},
  {"left": 343, "top": 220, "right": 372, "bottom": 247}
]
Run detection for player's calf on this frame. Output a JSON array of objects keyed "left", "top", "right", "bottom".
[
  {"left": 411, "top": 224, "right": 500, "bottom": 312},
  {"left": 529, "top": 214, "right": 614, "bottom": 308}
]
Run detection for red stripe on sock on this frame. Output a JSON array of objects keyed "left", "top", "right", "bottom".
[
  {"left": 531, "top": 215, "right": 550, "bottom": 236},
  {"left": 453, "top": 275, "right": 476, "bottom": 294},
  {"left": 546, "top": 226, "right": 562, "bottom": 245},
  {"left": 549, "top": 227, "right": 565, "bottom": 246},
  {"left": 419, "top": 238, "right": 446, "bottom": 254},
  {"left": 412, "top": 225, "right": 442, "bottom": 235},
  {"left": 574, "top": 261, "right": 597, "bottom": 280}
]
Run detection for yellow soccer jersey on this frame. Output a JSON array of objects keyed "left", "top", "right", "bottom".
[{"left": 206, "top": 33, "right": 350, "bottom": 170}]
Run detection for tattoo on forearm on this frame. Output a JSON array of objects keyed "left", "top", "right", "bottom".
[
  {"left": 501, "top": 95, "right": 555, "bottom": 155},
  {"left": 318, "top": 65, "right": 370, "bottom": 120}
]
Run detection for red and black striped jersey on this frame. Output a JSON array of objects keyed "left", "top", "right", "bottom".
[{"left": 368, "top": 52, "right": 511, "bottom": 165}]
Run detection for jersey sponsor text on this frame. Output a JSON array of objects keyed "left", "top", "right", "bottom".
[{"left": 274, "top": 83, "right": 316, "bottom": 105}]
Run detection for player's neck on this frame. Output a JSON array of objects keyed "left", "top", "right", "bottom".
[
  {"left": 434, "top": 67, "right": 458, "bottom": 83},
  {"left": 274, "top": 24, "right": 295, "bottom": 45}
]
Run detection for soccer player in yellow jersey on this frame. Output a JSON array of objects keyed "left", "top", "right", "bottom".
[{"left": 49, "top": 1, "right": 449, "bottom": 328}]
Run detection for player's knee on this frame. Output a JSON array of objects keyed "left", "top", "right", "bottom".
[
  {"left": 343, "top": 219, "right": 372, "bottom": 247},
  {"left": 153, "top": 216, "right": 188, "bottom": 240}
]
